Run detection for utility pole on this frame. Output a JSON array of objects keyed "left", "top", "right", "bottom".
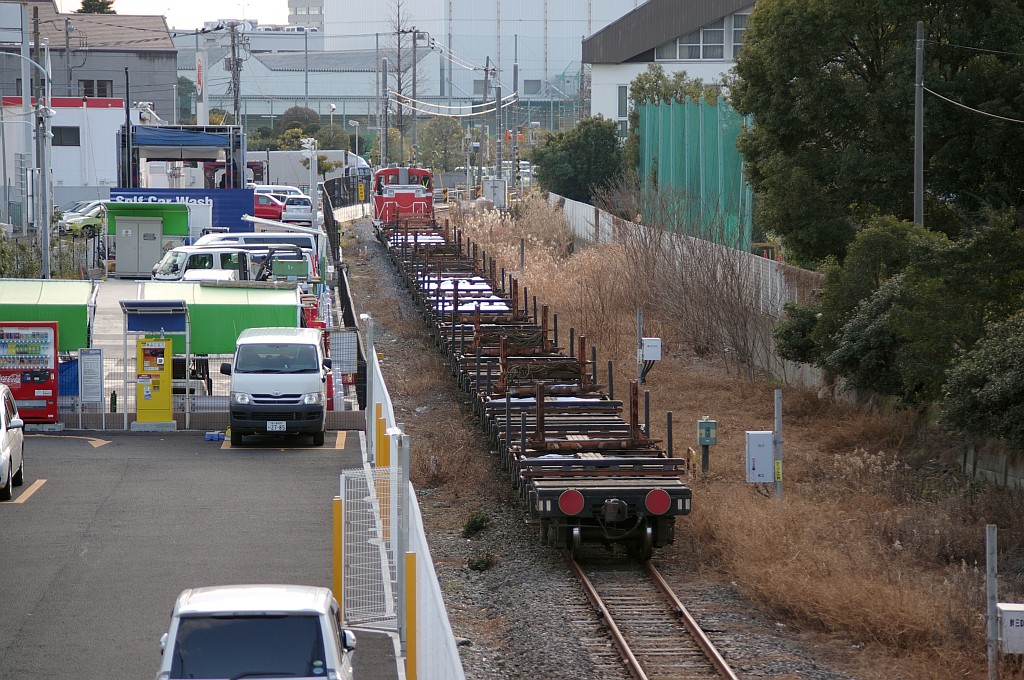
[
  {"left": 477, "top": 57, "right": 490, "bottom": 189},
  {"left": 411, "top": 28, "right": 418, "bottom": 151},
  {"left": 381, "top": 57, "right": 389, "bottom": 165},
  {"left": 304, "top": 29, "right": 309, "bottom": 110},
  {"left": 64, "top": 18, "right": 73, "bottom": 95},
  {"left": 228, "top": 22, "right": 242, "bottom": 124},
  {"left": 913, "top": 20, "right": 924, "bottom": 226}
]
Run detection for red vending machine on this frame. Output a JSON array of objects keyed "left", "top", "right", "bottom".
[{"left": 0, "top": 321, "right": 59, "bottom": 423}]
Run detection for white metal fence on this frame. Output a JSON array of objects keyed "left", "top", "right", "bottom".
[{"left": 343, "top": 324, "right": 466, "bottom": 679}]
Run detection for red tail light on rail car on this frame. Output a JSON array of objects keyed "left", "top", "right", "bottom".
[{"left": 558, "top": 489, "right": 586, "bottom": 516}]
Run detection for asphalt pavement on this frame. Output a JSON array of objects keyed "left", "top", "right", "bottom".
[{"left": 0, "top": 428, "right": 401, "bottom": 680}]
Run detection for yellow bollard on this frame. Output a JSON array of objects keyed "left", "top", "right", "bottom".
[
  {"left": 404, "top": 551, "right": 417, "bottom": 680},
  {"left": 333, "top": 496, "right": 344, "bottom": 620}
]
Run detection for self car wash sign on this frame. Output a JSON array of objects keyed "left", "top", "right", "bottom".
[{"left": 110, "top": 188, "right": 253, "bottom": 231}]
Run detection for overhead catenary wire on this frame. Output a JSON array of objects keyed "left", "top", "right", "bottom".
[
  {"left": 391, "top": 90, "right": 517, "bottom": 111},
  {"left": 388, "top": 91, "right": 518, "bottom": 119}
]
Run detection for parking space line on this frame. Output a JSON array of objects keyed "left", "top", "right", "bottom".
[
  {"left": 335, "top": 431, "right": 346, "bottom": 449},
  {"left": 12, "top": 479, "right": 46, "bottom": 504}
]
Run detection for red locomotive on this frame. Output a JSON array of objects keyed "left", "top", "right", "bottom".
[{"left": 372, "top": 166, "right": 434, "bottom": 227}]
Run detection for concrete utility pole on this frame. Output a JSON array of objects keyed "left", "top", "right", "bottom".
[
  {"left": 381, "top": 57, "right": 389, "bottom": 164},
  {"left": 913, "top": 20, "right": 924, "bottom": 226},
  {"left": 411, "top": 27, "right": 418, "bottom": 151},
  {"left": 228, "top": 22, "right": 242, "bottom": 124},
  {"left": 64, "top": 18, "right": 73, "bottom": 95}
]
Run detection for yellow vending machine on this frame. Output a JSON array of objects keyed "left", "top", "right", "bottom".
[{"left": 136, "top": 338, "right": 172, "bottom": 423}]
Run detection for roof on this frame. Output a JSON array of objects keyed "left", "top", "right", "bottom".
[
  {"left": 236, "top": 327, "right": 323, "bottom": 343},
  {"left": 583, "top": 0, "right": 753, "bottom": 65},
  {"left": 20, "top": 0, "right": 174, "bottom": 52},
  {"left": 173, "top": 584, "right": 333, "bottom": 616}
]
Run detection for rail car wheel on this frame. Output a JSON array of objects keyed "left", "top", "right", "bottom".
[
  {"left": 570, "top": 526, "right": 583, "bottom": 560},
  {"left": 628, "top": 524, "right": 655, "bottom": 562},
  {"left": 538, "top": 518, "right": 550, "bottom": 546}
]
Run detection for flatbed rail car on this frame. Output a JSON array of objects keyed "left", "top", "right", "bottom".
[
  {"left": 377, "top": 218, "right": 692, "bottom": 560},
  {"left": 372, "top": 166, "right": 435, "bottom": 228}
]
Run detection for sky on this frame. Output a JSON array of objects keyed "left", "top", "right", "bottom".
[{"left": 55, "top": 0, "right": 289, "bottom": 32}]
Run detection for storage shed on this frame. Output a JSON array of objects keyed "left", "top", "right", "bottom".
[{"left": 137, "top": 282, "right": 302, "bottom": 354}]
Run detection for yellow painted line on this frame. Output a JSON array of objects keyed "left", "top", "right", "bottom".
[
  {"left": 335, "top": 431, "right": 346, "bottom": 449},
  {"left": 12, "top": 478, "right": 46, "bottom": 504},
  {"left": 27, "top": 434, "right": 110, "bottom": 448}
]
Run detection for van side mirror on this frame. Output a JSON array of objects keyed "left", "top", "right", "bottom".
[
  {"left": 323, "top": 358, "right": 332, "bottom": 370},
  {"left": 220, "top": 362, "right": 232, "bottom": 376},
  {"left": 159, "top": 632, "right": 168, "bottom": 654},
  {"left": 341, "top": 629, "right": 356, "bottom": 651}
]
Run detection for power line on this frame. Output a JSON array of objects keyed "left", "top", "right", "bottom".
[
  {"left": 923, "top": 86, "right": 1024, "bottom": 124},
  {"left": 925, "top": 40, "right": 1024, "bottom": 58}
]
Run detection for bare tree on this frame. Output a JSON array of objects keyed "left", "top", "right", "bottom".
[{"left": 386, "top": 0, "right": 416, "bottom": 155}]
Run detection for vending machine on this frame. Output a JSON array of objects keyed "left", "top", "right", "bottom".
[{"left": 0, "top": 321, "right": 59, "bottom": 423}]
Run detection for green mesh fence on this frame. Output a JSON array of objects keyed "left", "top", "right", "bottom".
[{"left": 639, "top": 98, "right": 753, "bottom": 251}]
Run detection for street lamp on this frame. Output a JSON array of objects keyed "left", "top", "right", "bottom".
[
  {"left": 329, "top": 103, "right": 336, "bottom": 128},
  {"left": 348, "top": 120, "right": 360, "bottom": 159}
]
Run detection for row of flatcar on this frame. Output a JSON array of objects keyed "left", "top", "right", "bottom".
[{"left": 370, "top": 167, "right": 691, "bottom": 560}]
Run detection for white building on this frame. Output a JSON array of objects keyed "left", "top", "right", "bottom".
[{"left": 584, "top": 0, "right": 754, "bottom": 135}]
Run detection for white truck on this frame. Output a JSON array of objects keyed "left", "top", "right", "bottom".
[{"left": 220, "top": 327, "right": 331, "bottom": 446}]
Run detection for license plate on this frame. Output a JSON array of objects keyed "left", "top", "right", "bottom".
[{"left": 267, "top": 421, "right": 287, "bottom": 432}]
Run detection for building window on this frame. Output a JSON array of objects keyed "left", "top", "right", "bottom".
[
  {"left": 295, "top": 6, "right": 307, "bottom": 14},
  {"left": 79, "top": 79, "right": 113, "bottom": 97},
  {"left": 308, "top": 6, "right": 321, "bottom": 14},
  {"left": 523, "top": 79, "right": 542, "bottom": 95},
  {"left": 733, "top": 14, "right": 749, "bottom": 58},
  {"left": 52, "top": 126, "right": 81, "bottom": 146},
  {"left": 618, "top": 120, "right": 628, "bottom": 138},
  {"left": 617, "top": 85, "right": 628, "bottom": 118},
  {"left": 657, "top": 18, "right": 727, "bottom": 61},
  {"left": 702, "top": 19, "right": 724, "bottom": 59}
]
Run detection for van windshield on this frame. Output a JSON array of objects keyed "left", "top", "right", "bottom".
[
  {"left": 155, "top": 251, "right": 189, "bottom": 277},
  {"left": 169, "top": 614, "right": 327, "bottom": 679},
  {"left": 235, "top": 343, "right": 319, "bottom": 373}
]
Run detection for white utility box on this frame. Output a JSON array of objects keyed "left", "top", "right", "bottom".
[
  {"left": 999, "top": 603, "right": 1024, "bottom": 653},
  {"left": 745, "top": 430, "right": 775, "bottom": 483},
  {"left": 641, "top": 337, "right": 662, "bottom": 361}
]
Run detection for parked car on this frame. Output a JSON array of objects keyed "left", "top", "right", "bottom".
[
  {"left": 254, "top": 192, "right": 285, "bottom": 220},
  {"left": 0, "top": 384, "right": 25, "bottom": 501},
  {"left": 60, "top": 201, "right": 106, "bottom": 237},
  {"left": 155, "top": 584, "right": 355, "bottom": 680},
  {"left": 281, "top": 195, "right": 314, "bottom": 224},
  {"left": 252, "top": 184, "right": 304, "bottom": 198}
]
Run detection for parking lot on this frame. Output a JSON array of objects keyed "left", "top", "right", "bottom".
[{"left": 0, "top": 429, "right": 396, "bottom": 679}]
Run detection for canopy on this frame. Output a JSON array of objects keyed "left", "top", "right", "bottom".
[
  {"left": 137, "top": 282, "right": 301, "bottom": 354},
  {"left": 0, "top": 279, "right": 95, "bottom": 351}
]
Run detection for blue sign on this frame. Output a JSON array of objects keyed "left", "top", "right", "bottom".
[{"left": 110, "top": 188, "right": 255, "bottom": 231}]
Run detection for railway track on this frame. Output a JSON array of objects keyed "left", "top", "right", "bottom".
[{"left": 569, "top": 553, "right": 739, "bottom": 680}]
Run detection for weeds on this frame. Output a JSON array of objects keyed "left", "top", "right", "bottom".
[
  {"left": 449, "top": 196, "right": 1024, "bottom": 678},
  {"left": 467, "top": 552, "right": 497, "bottom": 572},
  {"left": 461, "top": 511, "right": 491, "bottom": 538}
]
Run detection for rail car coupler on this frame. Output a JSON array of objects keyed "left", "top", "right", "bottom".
[{"left": 601, "top": 498, "right": 629, "bottom": 523}]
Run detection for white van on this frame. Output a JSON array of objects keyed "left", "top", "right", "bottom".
[
  {"left": 195, "top": 230, "right": 323, "bottom": 257},
  {"left": 252, "top": 184, "right": 304, "bottom": 198},
  {"left": 152, "top": 245, "right": 251, "bottom": 281},
  {"left": 155, "top": 584, "right": 355, "bottom": 680},
  {"left": 220, "top": 327, "right": 331, "bottom": 445}
]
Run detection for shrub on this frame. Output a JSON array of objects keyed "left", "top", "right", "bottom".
[{"left": 461, "top": 511, "right": 491, "bottom": 538}]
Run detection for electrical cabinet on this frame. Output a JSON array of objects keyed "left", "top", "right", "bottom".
[
  {"left": 999, "top": 603, "right": 1024, "bottom": 654},
  {"left": 745, "top": 430, "right": 775, "bottom": 483}
]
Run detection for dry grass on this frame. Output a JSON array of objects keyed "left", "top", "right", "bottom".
[{"left": 454, "top": 199, "right": 1024, "bottom": 679}]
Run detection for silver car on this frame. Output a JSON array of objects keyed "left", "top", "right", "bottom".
[
  {"left": 281, "top": 195, "right": 314, "bottom": 224},
  {"left": 0, "top": 384, "right": 25, "bottom": 501}
]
